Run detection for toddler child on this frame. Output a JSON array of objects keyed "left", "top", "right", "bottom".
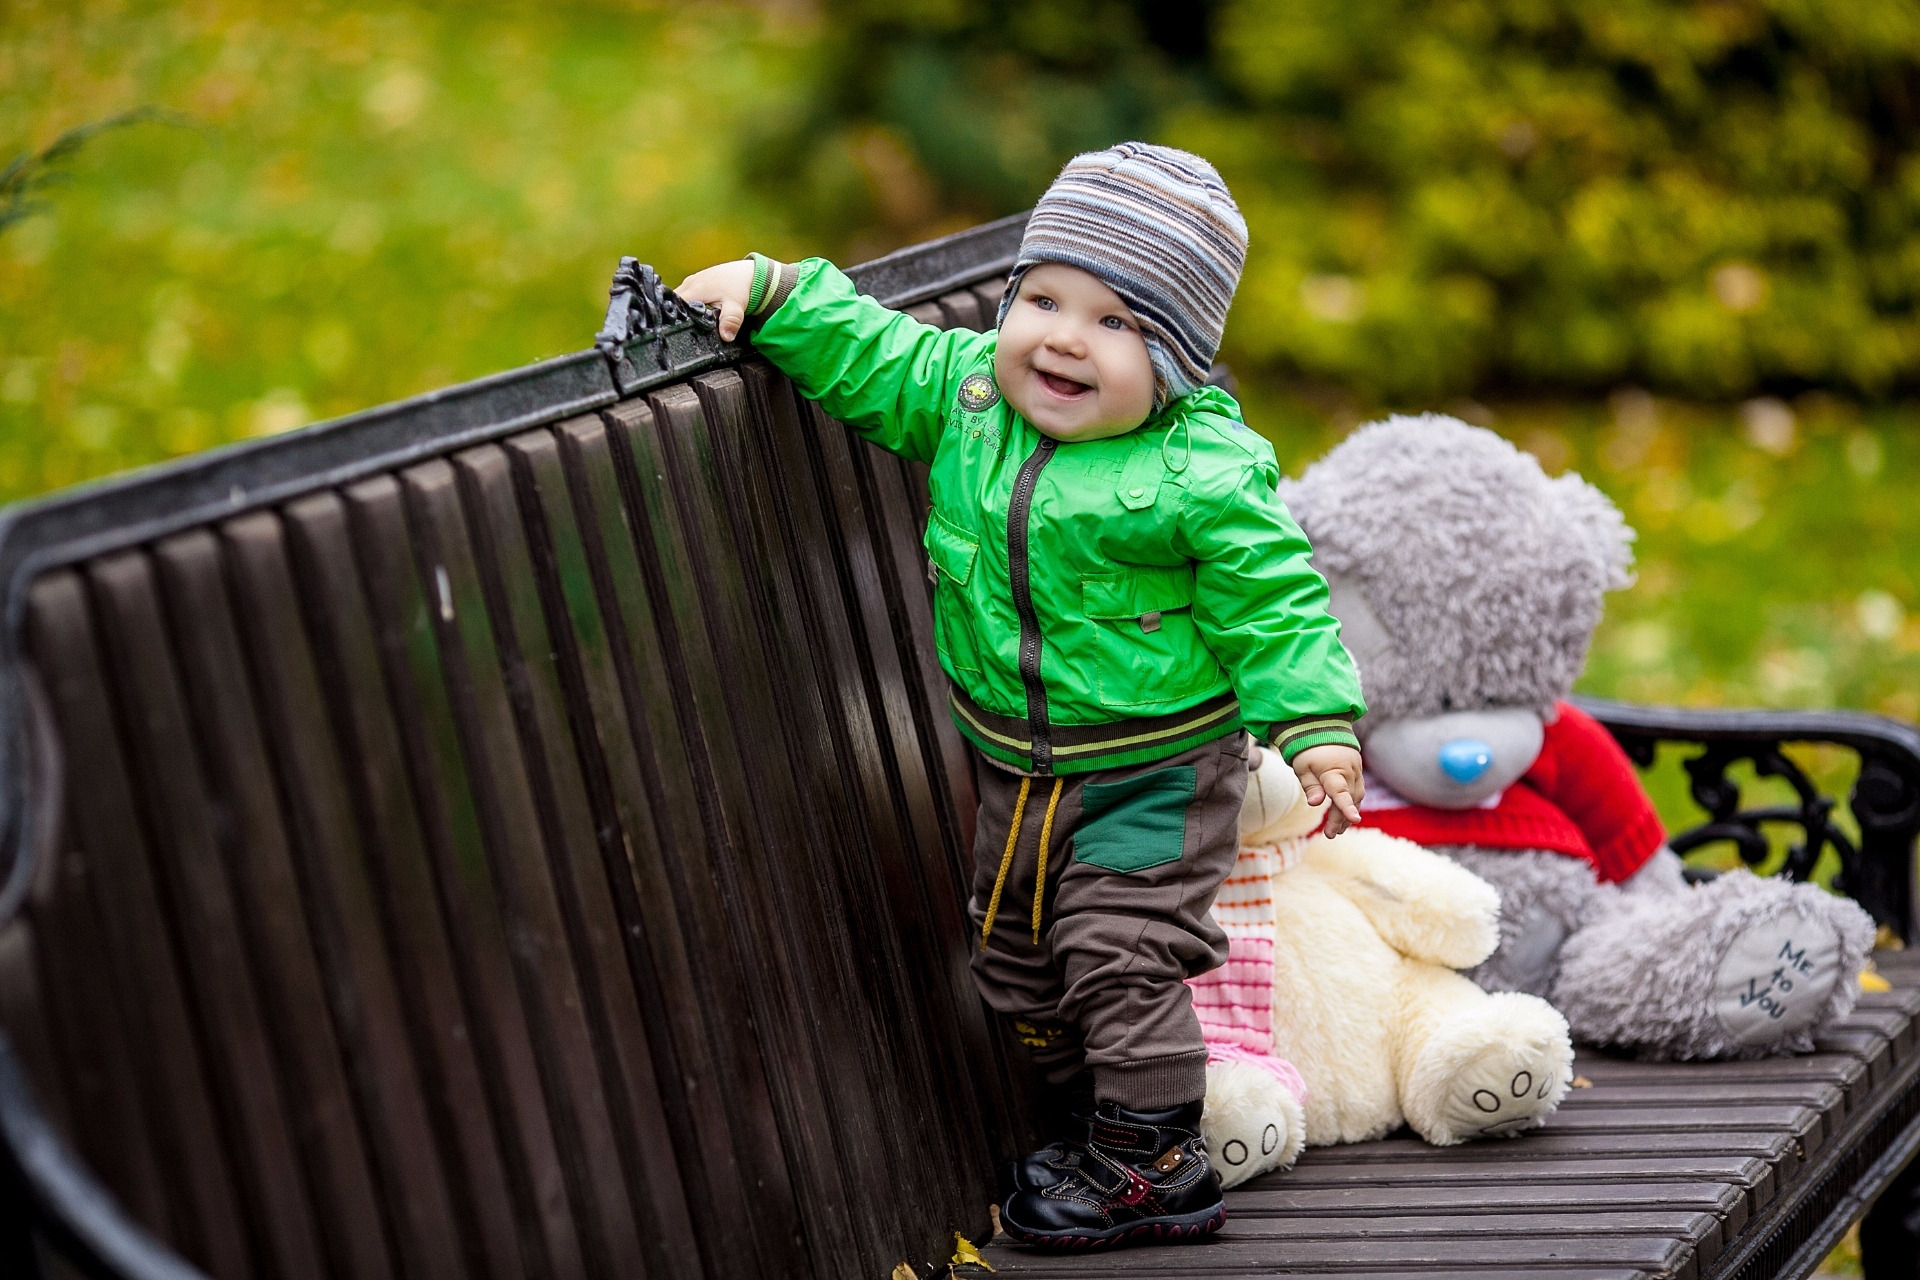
[{"left": 679, "top": 142, "right": 1364, "bottom": 1249}]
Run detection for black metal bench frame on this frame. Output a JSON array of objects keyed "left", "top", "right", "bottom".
[{"left": 0, "top": 215, "right": 1917, "bottom": 1280}]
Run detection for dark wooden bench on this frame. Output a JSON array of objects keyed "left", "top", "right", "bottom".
[{"left": 0, "top": 217, "right": 1916, "bottom": 1280}]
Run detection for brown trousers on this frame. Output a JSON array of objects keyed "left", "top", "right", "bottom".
[{"left": 968, "top": 731, "right": 1250, "bottom": 1110}]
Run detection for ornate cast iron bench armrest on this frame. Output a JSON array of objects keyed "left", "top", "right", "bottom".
[{"left": 1572, "top": 694, "right": 1920, "bottom": 945}]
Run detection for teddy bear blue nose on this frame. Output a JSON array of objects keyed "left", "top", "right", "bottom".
[{"left": 1438, "top": 738, "right": 1495, "bottom": 784}]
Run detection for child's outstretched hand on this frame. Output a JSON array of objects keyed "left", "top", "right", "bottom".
[
  {"left": 675, "top": 260, "right": 756, "bottom": 341},
  {"left": 1292, "top": 744, "right": 1364, "bottom": 837}
]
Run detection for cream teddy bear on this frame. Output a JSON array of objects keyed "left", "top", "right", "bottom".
[{"left": 1197, "top": 748, "right": 1574, "bottom": 1183}]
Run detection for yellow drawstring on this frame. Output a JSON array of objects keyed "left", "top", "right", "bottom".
[
  {"left": 1032, "top": 778, "right": 1063, "bottom": 944},
  {"left": 981, "top": 776, "right": 1066, "bottom": 947},
  {"left": 982, "top": 777, "right": 1031, "bottom": 944}
]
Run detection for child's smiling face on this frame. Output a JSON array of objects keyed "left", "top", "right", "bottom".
[{"left": 994, "top": 263, "right": 1156, "bottom": 443}]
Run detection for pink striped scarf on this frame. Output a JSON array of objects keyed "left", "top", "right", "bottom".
[{"left": 1188, "top": 841, "right": 1309, "bottom": 1107}]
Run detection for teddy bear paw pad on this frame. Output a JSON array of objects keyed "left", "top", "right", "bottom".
[
  {"left": 1710, "top": 911, "right": 1842, "bottom": 1049},
  {"left": 1411, "top": 998, "right": 1573, "bottom": 1146},
  {"left": 1442, "top": 1048, "right": 1562, "bottom": 1140},
  {"left": 1200, "top": 1059, "right": 1304, "bottom": 1189}
]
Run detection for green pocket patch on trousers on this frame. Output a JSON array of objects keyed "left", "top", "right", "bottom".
[{"left": 1074, "top": 765, "right": 1197, "bottom": 874}]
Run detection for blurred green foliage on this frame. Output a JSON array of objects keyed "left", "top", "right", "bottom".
[
  {"left": 1187, "top": 0, "right": 1920, "bottom": 403},
  {"left": 790, "top": 0, "right": 1920, "bottom": 401},
  {"left": 741, "top": 0, "right": 1207, "bottom": 257}
]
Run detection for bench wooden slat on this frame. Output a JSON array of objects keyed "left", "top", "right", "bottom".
[
  {"left": 532, "top": 413, "right": 825, "bottom": 1274},
  {"left": 970, "top": 278, "right": 1008, "bottom": 326},
  {"left": 158, "top": 525, "right": 403, "bottom": 1280},
  {"left": 345, "top": 472, "right": 592, "bottom": 1278},
  {"left": 937, "top": 288, "right": 987, "bottom": 331},
  {"left": 400, "top": 457, "right": 657, "bottom": 1274},
  {"left": 639, "top": 378, "right": 939, "bottom": 1270},
  {"left": 1538, "top": 1104, "right": 1825, "bottom": 1160},
  {"left": 1000, "top": 1272, "right": 1654, "bottom": 1280},
  {"left": 1811, "top": 1027, "right": 1894, "bottom": 1086},
  {"left": 1231, "top": 1180, "right": 1751, "bottom": 1233},
  {"left": 1296, "top": 1130, "right": 1797, "bottom": 1162},
  {"left": 613, "top": 384, "right": 953, "bottom": 1274},
  {"left": 1292, "top": 1127, "right": 1803, "bottom": 1190},
  {"left": 733, "top": 368, "right": 1006, "bottom": 1143},
  {"left": 1830, "top": 1007, "right": 1915, "bottom": 1057},
  {"left": 512, "top": 417, "right": 825, "bottom": 1268},
  {"left": 983, "top": 1231, "right": 1704, "bottom": 1277},
  {"left": 739, "top": 368, "right": 1022, "bottom": 1168},
  {"left": 87, "top": 547, "right": 334, "bottom": 1279},
  {"left": 658, "top": 367, "right": 1004, "bottom": 1254},
  {"left": 857, "top": 438, "right": 982, "bottom": 861},
  {"left": 1571, "top": 1053, "right": 1871, "bottom": 1117},
  {"left": 3, "top": 858, "right": 154, "bottom": 1231},
  {"left": 724, "top": 366, "right": 1018, "bottom": 1179},
  {"left": 1250, "top": 1149, "right": 1778, "bottom": 1186},
  {"left": 1, "top": 603, "right": 173, "bottom": 1246},
  {"left": 27, "top": 570, "right": 261, "bottom": 1276},
  {"left": 452, "top": 442, "right": 704, "bottom": 1271},
  {"left": 668, "top": 383, "right": 932, "bottom": 1263},
  {"left": 1191, "top": 1207, "right": 1725, "bottom": 1249},
  {"left": 281, "top": 489, "right": 531, "bottom": 1280},
  {"left": 221, "top": 510, "right": 470, "bottom": 1280},
  {"left": 652, "top": 372, "right": 936, "bottom": 1264},
  {"left": 738, "top": 363, "right": 1030, "bottom": 1201},
  {"left": 1554, "top": 1082, "right": 1847, "bottom": 1108}
]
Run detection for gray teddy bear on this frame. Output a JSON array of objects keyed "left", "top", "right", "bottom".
[{"left": 1280, "top": 415, "right": 1874, "bottom": 1060}]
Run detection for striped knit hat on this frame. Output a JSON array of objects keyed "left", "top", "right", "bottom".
[{"left": 997, "top": 142, "right": 1247, "bottom": 406}]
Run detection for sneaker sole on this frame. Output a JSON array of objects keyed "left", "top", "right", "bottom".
[{"left": 1001, "top": 1198, "right": 1227, "bottom": 1250}]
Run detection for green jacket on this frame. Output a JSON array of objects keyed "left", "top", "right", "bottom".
[{"left": 752, "top": 258, "right": 1364, "bottom": 775}]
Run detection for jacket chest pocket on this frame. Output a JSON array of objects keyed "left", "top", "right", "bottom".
[
  {"left": 924, "top": 512, "right": 985, "bottom": 675},
  {"left": 1082, "top": 565, "right": 1221, "bottom": 709}
]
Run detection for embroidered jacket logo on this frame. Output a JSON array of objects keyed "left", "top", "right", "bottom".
[{"left": 957, "top": 372, "right": 1001, "bottom": 412}]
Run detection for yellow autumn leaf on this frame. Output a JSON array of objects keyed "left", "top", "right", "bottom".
[{"left": 952, "top": 1232, "right": 995, "bottom": 1271}]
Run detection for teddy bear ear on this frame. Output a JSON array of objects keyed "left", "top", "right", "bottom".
[{"left": 1549, "top": 471, "right": 1636, "bottom": 592}]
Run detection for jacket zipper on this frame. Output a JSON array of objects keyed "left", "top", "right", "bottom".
[{"left": 1008, "top": 435, "right": 1059, "bottom": 771}]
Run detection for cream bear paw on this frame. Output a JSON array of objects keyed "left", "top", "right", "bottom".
[
  {"left": 1400, "top": 992, "right": 1574, "bottom": 1146},
  {"left": 1201, "top": 1058, "right": 1307, "bottom": 1189}
]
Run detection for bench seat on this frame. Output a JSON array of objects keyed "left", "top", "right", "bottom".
[{"left": 982, "top": 958, "right": 1920, "bottom": 1278}]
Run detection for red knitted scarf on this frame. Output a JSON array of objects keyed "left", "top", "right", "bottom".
[{"left": 1359, "top": 701, "right": 1665, "bottom": 885}]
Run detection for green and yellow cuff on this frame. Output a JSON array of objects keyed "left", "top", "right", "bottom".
[
  {"left": 746, "top": 253, "right": 800, "bottom": 321},
  {"left": 1266, "top": 715, "right": 1360, "bottom": 763}
]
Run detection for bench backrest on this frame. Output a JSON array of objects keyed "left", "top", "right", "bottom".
[{"left": 0, "top": 219, "right": 1030, "bottom": 1280}]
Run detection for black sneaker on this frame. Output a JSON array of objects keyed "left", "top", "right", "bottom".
[
  {"left": 1033, "top": 1072, "right": 1096, "bottom": 1143},
  {"left": 1006, "top": 1073, "right": 1097, "bottom": 1199},
  {"left": 1000, "top": 1099, "right": 1225, "bottom": 1249}
]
